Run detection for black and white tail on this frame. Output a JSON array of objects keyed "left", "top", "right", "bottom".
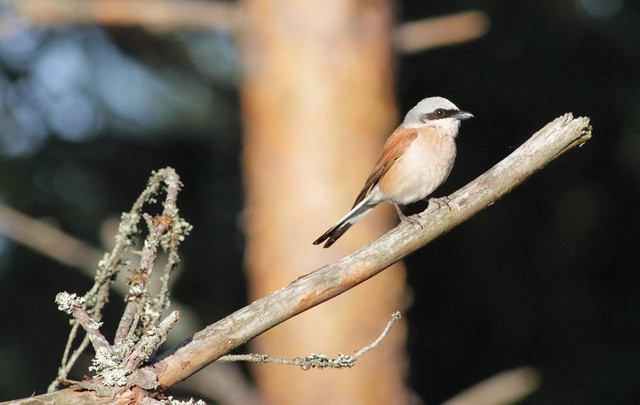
[{"left": 313, "top": 195, "right": 378, "bottom": 248}]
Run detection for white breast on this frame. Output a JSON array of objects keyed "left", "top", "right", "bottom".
[{"left": 383, "top": 129, "right": 457, "bottom": 205}]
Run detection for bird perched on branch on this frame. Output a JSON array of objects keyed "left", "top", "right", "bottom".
[{"left": 313, "top": 96, "right": 473, "bottom": 248}]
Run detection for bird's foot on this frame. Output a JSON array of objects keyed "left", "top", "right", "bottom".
[
  {"left": 399, "top": 211, "right": 423, "bottom": 229},
  {"left": 427, "top": 196, "right": 452, "bottom": 211},
  {"left": 391, "top": 200, "right": 423, "bottom": 229}
]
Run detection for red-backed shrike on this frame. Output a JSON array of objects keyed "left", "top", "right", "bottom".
[{"left": 313, "top": 96, "right": 473, "bottom": 248}]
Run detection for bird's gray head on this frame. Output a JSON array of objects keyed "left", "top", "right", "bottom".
[{"left": 403, "top": 96, "right": 473, "bottom": 133}]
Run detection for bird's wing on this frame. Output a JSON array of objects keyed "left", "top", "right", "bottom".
[{"left": 352, "top": 126, "right": 418, "bottom": 207}]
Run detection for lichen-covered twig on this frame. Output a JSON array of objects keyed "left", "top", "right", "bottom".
[
  {"left": 55, "top": 292, "right": 110, "bottom": 354},
  {"left": 122, "top": 310, "right": 180, "bottom": 372},
  {"left": 218, "top": 312, "right": 401, "bottom": 369},
  {"left": 48, "top": 167, "right": 190, "bottom": 396}
]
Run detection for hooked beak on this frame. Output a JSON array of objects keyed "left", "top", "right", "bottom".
[{"left": 454, "top": 110, "right": 474, "bottom": 120}]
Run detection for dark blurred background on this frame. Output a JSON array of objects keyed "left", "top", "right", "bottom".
[{"left": 1, "top": 0, "right": 639, "bottom": 403}]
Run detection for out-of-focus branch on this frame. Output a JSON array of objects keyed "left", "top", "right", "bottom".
[
  {"left": 0, "top": 202, "right": 101, "bottom": 269},
  {"left": 8, "top": 0, "right": 488, "bottom": 53},
  {"left": 394, "top": 10, "right": 490, "bottom": 54},
  {"left": 441, "top": 366, "right": 541, "bottom": 405},
  {"left": 0, "top": 202, "right": 206, "bottom": 344},
  {"left": 12, "top": 0, "right": 240, "bottom": 31}
]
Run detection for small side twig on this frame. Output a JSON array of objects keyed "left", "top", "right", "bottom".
[
  {"left": 122, "top": 311, "right": 180, "bottom": 372},
  {"left": 114, "top": 303, "right": 138, "bottom": 348},
  {"left": 218, "top": 312, "right": 401, "bottom": 370},
  {"left": 55, "top": 292, "right": 110, "bottom": 354}
]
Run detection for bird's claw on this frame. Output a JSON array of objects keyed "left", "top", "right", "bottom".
[
  {"left": 400, "top": 213, "right": 423, "bottom": 229},
  {"left": 428, "top": 196, "right": 453, "bottom": 211}
]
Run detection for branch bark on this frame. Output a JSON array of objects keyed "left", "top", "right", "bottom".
[{"left": 129, "top": 113, "right": 591, "bottom": 391}]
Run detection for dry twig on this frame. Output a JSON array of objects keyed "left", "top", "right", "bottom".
[
  {"left": 218, "top": 312, "right": 401, "bottom": 370},
  {"left": 47, "top": 167, "right": 191, "bottom": 394}
]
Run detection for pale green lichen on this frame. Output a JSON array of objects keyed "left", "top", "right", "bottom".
[
  {"left": 96, "top": 253, "right": 110, "bottom": 270},
  {"left": 162, "top": 396, "right": 206, "bottom": 405},
  {"left": 88, "top": 347, "right": 127, "bottom": 387},
  {"left": 116, "top": 212, "right": 140, "bottom": 247},
  {"left": 299, "top": 353, "right": 355, "bottom": 370},
  {"left": 158, "top": 216, "right": 192, "bottom": 252},
  {"left": 87, "top": 319, "right": 103, "bottom": 330},
  {"left": 142, "top": 301, "right": 162, "bottom": 328},
  {"left": 129, "top": 282, "right": 146, "bottom": 297},
  {"left": 55, "top": 292, "right": 85, "bottom": 314}
]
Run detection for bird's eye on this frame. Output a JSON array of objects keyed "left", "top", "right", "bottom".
[{"left": 434, "top": 108, "right": 446, "bottom": 118}]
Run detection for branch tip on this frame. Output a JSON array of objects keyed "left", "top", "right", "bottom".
[{"left": 55, "top": 292, "right": 86, "bottom": 314}]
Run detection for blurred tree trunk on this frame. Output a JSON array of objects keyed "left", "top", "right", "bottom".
[{"left": 239, "top": 0, "right": 410, "bottom": 404}]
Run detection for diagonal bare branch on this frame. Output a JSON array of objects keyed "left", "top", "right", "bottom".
[
  {"left": 128, "top": 113, "right": 591, "bottom": 391},
  {"left": 5, "top": 114, "right": 591, "bottom": 404}
]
